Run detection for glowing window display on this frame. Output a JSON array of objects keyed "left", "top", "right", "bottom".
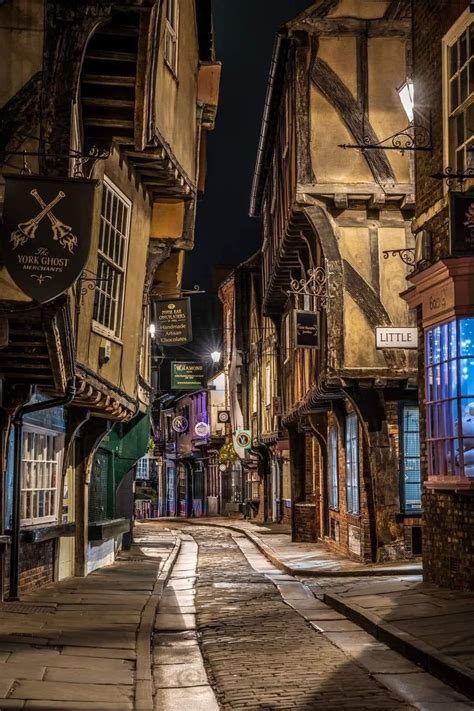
[{"left": 426, "top": 318, "right": 474, "bottom": 479}]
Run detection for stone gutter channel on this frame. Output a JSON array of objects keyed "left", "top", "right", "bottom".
[{"left": 135, "top": 536, "right": 181, "bottom": 711}]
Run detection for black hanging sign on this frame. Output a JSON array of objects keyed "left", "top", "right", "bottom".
[
  {"left": 152, "top": 297, "right": 192, "bottom": 346},
  {"left": 1, "top": 175, "right": 97, "bottom": 303},
  {"left": 294, "top": 310, "right": 320, "bottom": 348},
  {"left": 450, "top": 191, "right": 474, "bottom": 255}
]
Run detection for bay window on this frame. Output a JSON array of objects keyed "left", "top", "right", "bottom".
[{"left": 426, "top": 317, "right": 474, "bottom": 487}]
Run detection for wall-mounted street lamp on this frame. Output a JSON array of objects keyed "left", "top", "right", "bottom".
[
  {"left": 211, "top": 350, "right": 221, "bottom": 364},
  {"left": 149, "top": 323, "right": 156, "bottom": 339},
  {"left": 397, "top": 78, "right": 414, "bottom": 123},
  {"left": 339, "top": 77, "right": 431, "bottom": 154}
]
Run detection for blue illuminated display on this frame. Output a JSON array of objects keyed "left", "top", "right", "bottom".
[{"left": 426, "top": 318, "right": 474, "bottom": 478}]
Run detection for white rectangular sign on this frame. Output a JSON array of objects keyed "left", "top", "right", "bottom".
[{"left": 376, "top": 327, "right": 418, "bottom": 349}]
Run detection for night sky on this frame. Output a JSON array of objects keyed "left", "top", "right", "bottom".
[{"left": 182, "top": 0, "right": 310, "bottom": 358}]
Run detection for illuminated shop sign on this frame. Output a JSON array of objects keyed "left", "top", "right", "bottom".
[{"left": 152, "top": 298, "right": 192, "bottom": 346}]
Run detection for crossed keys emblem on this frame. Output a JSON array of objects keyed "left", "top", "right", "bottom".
[{"left": 10, "top": 189, "right": 78, "bottom": 253}]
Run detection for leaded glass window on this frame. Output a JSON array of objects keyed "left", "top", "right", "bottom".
[
  {"left": 345, "top": 414, "right": 360, "bottom": 515},
  {"left": 401, "top": 405, "right": 421, "bottom": 512}
]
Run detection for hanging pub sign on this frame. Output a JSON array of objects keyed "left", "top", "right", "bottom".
[
  {"left": 194, "top": 421, "right": 210, "bottom": 437},
  {"left": 1, "top": 175, "right": 97, "bottom": 303},
  {"left": 152, "top": 297, "right": 192, "bottom": 346},
  {"left": 450, "top": 191, "right": 474, "bottom": 255},
  {"left": 172, "top": 415, "right": 189, "bottom": 433},
  {"left": 234, "top": 430, "right": 251, "bottom": 449},
  {"left": 171, "top": 361, "right": 204, "bottom": 390},
  {"left": 294, "top": 310, "right": 320, "bottom": 348}
]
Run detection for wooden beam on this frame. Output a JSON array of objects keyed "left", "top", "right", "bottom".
[
  {"left": 310, "top": 56, "right": 396, "bottom": 184},
  {"left": 295, "top": 34, "right": 315, "bottom": 185},
  {"left": 292, "top": 18, "right": 410, "bottom": 37}
]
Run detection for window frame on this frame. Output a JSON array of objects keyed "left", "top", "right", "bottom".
[
  {"left": 20, "top": 425, "right": 63, "bottom": 527},
  {"left": 92, "top": 176, "right": 131, "bottom": 340},
  {"left": 345, "top": 414, "right": 360, "bottom": 515},
  {"left": 164, "top": 0, "right": 179, "bottom": 77},
  {"left": 328, "top": 424, "right": 339, "bottom": 511},
  {"left": 443, "top": 10, "right": 474, "bottom": 183},
  {"left": 399, "top": 404, "right": 422, "bottom": 514}
]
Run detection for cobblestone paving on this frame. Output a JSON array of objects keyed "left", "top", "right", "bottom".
[{"left": 191, "top": 526, "right": 412, "bottom": 711}]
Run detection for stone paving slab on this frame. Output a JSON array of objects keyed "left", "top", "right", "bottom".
[
  {"left": 23, "top": 701, "right": 133, "bottom": 710},
  {"left": 154, "top": 685, "right": 219, "bottom": 711},
  {"left": 6, "top": 651, "right": 133, "bottom": 671},
  {"left": 0, "top": 526, "right": 178, "bottom": 709},
  {"left": 43, "top": 666, "right": 134, "bottom": 685}
]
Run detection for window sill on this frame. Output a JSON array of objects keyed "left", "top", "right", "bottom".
[
  {"left": 91, "top": 322, "right": 123, "bottom": 345},
  {"left": 396, "top": 512, "right": 422, "bottom": 523},
  {"left": 18, "top": 522, "right": 76, "bottom": 543},
  {"left": 88, "top": 518, "right": 130, "bottom": 542},
  {"left": 425, "top": 476, "right": 474, "bottom": 494}
]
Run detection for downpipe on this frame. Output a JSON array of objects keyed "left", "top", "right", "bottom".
[{"left": 9, "top": 379, "right": 76, "bottom": 600}]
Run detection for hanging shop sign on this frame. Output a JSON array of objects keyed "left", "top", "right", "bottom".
[
  {"left": 152, "top": 297, "right": 192, "bottom": 346},
  {"left": 1, "top": 175, "right": 97, "bottom": 303},
  {"left": 376, "top": 327, "right": 418, "bottom": 349},
  {"left": 234, "top": 430, "right": 251, "bottom": 449},
  {"left": 194, "top": 421, "right": 210, "bottom": 437},
  {"left": 450, "top": 191, "right": 474, "bottom": 255},
  {"left": 294, "top": 310, "right": 320, "bottom": 348},
  {"left": 171, "top": 361, "right": 204, "bottom": 390},
  {"left": 172, "top": 415, "right": 189, "bottom": 433},
  {"left": 217, "top": 410, "right": 230, "bottom": 424}
]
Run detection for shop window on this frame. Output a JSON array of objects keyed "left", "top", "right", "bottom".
[
  {"left": 164, "top": 0, "right": 179, "bottom": 76},
  {"left": 445, "top": 14, "right": 474, "bottom": 172},
  {"left": 21, "top": 427, "right": 63, "bottom": 526},
  {"left": 426, "top": 317, "right": 474, "bottom": 485},
  {"left": 93, "top": 177, "right": 131, "bottom": 338},
  {"left": 345, "top": 414, "right": 360, "bottom": 515},
  {"left": 400, "top": 405, "right": 422, "bottom": 513},
  {"left": 328, "top": 425, "right": 339, "bottom": 510}
]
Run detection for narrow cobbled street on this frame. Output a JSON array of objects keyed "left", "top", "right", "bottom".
[{"left": 152, "top": 523, "right": 472, "bottom": 711}]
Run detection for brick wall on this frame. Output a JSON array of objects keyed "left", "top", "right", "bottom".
[
  {"left": 423, "top": 490, "right": 474, "bottom": 590},
  {"left": 4, "top": 540, "right": 55, "bottom": 597},
  {"left": 293, "top": 503, "right": 317, "bottom": 542},
  {"left": 414, "top": 0, "right": 469, "bottom": 220}
]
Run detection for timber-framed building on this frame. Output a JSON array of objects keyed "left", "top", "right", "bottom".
[
  {"left": 250, "top": 0, "right": 421, "bottom": 561},
  {"left": 0, "top": 0, "right": 218, "bottom": 594}
]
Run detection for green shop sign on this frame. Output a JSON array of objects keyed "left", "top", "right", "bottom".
[{"left": 171, "top": 361, "right": 204, "bottom": 390}]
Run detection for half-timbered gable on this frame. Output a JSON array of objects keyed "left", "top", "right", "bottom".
[{"left": 251, "top": 0, "right": 421, "bottom": 561}]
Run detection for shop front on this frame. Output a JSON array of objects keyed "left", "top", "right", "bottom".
[{"left": 403, "top": 257, "right": 474, "bottom": 587}]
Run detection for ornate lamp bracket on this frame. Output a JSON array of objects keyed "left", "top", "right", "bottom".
[
  {"left": 287, "top": 266, "right": 328, "bottom": 311},
  {"left": 430, "top": 166, "right": 474, "bottom": 191},
  {"left": 382, "top": 248, "right": 416, "bottom": 274},
  {"left": 79, "top": 269, "right": 112, "bottom": 305},
  {"left": 339, "top": 121, "right": 432, "bottom": 155}
]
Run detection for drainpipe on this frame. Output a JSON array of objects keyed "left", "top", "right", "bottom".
[{"left": 9, "top": 379, "right": 76, "bottom": 600}]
